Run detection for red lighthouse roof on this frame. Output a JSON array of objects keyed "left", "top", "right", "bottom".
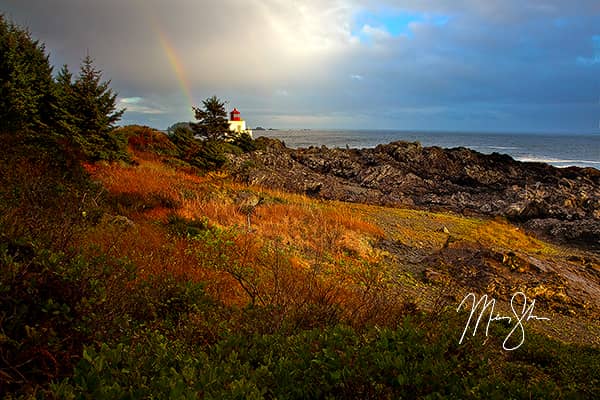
[{"left": 230, "top": 108, "right": 241, "bottom": 121}]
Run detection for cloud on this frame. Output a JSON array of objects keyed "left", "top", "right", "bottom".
[
  {"left": 119, "top": 97, "right": 143, "bottom": 105},
  {"left": 360, "top": 24, "right": 392, "bottom": 41},
  {"left": 3, "top": 0, "right": 600, "bottom": 131},
  {"left": 118, "top": 97, "right": 164, "bottom": 115}
]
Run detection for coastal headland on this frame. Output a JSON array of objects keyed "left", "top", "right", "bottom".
[{"left": 231, "top": 137, "right": 600, "bottom": 250}]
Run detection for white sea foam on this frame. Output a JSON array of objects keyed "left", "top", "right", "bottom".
[
  {"left": 480, "top": 146, "right": 519, "bottom": 150},
  {"left": 516, "top": 157, "right": 600, "bottom": 167},
  {"left": 259, "top": 129, "right": 600, "bottom": 169}
]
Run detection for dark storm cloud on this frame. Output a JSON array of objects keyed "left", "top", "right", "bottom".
[{"left": 2, "top": 0, "right": 599, "bottom": 131}]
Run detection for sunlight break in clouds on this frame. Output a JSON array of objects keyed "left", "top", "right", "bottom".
[{"left": 3, "top": 0, "right": 600, "bottom": 130}]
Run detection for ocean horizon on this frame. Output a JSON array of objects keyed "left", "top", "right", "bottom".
[{"left": 255, "top": 129, "right": 600, "bottom": 170}]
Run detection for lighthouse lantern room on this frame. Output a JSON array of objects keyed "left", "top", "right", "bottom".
[
  {"left": 227, "top": 107, "right": 252, "bottom": 138},
  {"left": 230, "top": 108, "right": 241, "bottom": 121}
]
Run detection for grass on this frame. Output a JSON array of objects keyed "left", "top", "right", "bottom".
[
  {"left": 81, "top": 157, "right": 592, "bottom": 316},
  {"left": 2, "top": 127, "right": 599, "bottom": 397}
]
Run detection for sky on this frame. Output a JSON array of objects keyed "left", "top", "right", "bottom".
[{"left": 3, "top": 0, "right": 600, "bottom": 132}]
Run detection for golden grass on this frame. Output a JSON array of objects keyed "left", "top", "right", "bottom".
[
  {"left": 83, "top": 158, "right": 397, "bottom": 309},
  {"left": 322, "top": 204, "right": 385, "bottom": 238},
  {"left": 474, "top": 219, "right": 558, "bottom": 255},
  {"left": 87, "top": 159, "right": 205, "bottom": 195},
  {"left": 82, "top": 157, "right": 563, "bottom": 318},
  {"left": 344, "top": 204, "right": 558, "bottom": 256}
]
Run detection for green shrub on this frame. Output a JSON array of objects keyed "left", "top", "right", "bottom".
[
  {"left": 108, "top": 191, "right": 180, "bottom": 214},
  {"left": 0, "top": 130, "right": 103, "bottom": 250},
  {"left": 53, "top": 316, "right": 587, "bottom": 399},
  {"left": 230, "top": 132, "right": 257, "bottom": 153},
  {"left": 115, "top": 125, "right": 178, "bottom": 156},
  {"left": 126, "top": 275, "right": 209, "bottom": 326},
  {"left": 190, "top": 140, "right": 229, "bottom": 170},
  {"left": 508, "top": 333, "right": 600, "bottom": 398},
  {"left": 51, "top": 331, "right": 206, "bottom": 399},
  {"left": 0, "top": 245, "right": 109, "bottom": 394},
  {"left": 166, "top": 214, "right": 210, "bottom": 237},
  {"left": 219, "top": 140, "right": 244, "bottom": 156}
]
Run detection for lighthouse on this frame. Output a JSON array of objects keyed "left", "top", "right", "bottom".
[{"left": 228, "top": 107, "right": 252, "bottom": 138}]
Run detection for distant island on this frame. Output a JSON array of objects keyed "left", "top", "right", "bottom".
[{"left": 252, "top": 127, "right": 280, "bottom": 131}]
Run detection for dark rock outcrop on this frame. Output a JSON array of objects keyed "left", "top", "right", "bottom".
[{"left": 230, "top": 138, "right": 600, "bottom": 249}]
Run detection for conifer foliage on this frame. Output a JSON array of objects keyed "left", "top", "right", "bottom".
[
  {"left": 191, "top": 95, "right": 230, "bottom": 141},
  {"left": 0, "top": 15, "right": 54, "bottom": 132},
  {"left": 55, "top": 56, "right": 126, "bottom": 160},
  {"left": 0, "top": 15, "right": 126, "bottom": 161}
]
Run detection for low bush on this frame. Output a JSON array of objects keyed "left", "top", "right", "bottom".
[
  {"left": 49, "top": 315, "right": 593, "bottom": 399},
  {"left": 0, "top": 131, "right": 103, "bottom": 251},
  {"left": 166, "top": 214, "right": 210, "bottom": 237},
  {"left": 231, "top": 132, "right": 257, "bottom": 152},
  {"left": 108, "top": 191, "right": 180, "bottom": 215},
  {"left": 115, "top": 125, "right": 178, "bottom": 156}
]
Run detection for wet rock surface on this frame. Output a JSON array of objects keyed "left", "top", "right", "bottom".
[
  {"left": 230, "top": 138, "right": 600, "bottom": 250},
  {"left": 421, "top": 245, "right": 600, "bottom": 315}
]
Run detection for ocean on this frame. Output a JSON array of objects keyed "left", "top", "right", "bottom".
[{"left": 255, "top": 129, "right": 600, "bottom": 170}]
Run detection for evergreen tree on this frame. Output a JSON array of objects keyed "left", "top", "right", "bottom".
[
  {"left": 167, "top": 121, "right": 192, "bottom": 135},
  {"left": 53, "top": 65, "right": 80, "bottom": 134},
  {"left": 191, "top": 96, "right": 230, "bottom": 141},
  {"left": 72, "top": 55, "right": 124, "bottom": 134},
  {"left": 55, "top": 56, "right": 126, "bottom": 160},
  {"left": 0, "top": 15, "right": 54, "bottom": 132}
]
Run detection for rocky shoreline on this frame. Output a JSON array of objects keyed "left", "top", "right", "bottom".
[{"left": 230, "top": 138, "right": 600, "bottom": 250}]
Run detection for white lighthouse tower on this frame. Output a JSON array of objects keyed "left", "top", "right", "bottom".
[{"left": 228, "top": 108, "right": 253, "bottom": 138}]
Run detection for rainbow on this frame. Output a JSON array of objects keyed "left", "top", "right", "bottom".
[
  {"left": 155, "top": 29, "right": 195, "bottom": 110},
  {"left": 139, "top": 0, "right": 195, "bottom": 112}
]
